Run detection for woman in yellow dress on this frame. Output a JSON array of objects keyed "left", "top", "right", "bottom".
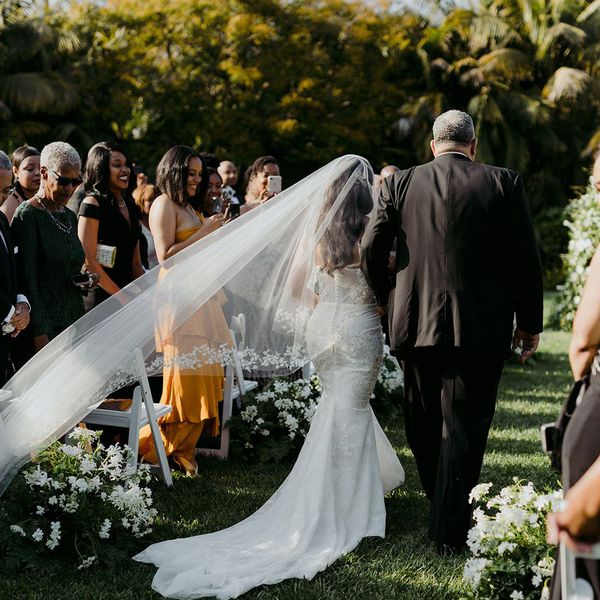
[{"left": 139, "top": 146, "right": 227, "bottom": 476}]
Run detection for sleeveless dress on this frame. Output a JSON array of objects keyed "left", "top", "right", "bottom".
[
  {"left": 134, "top": 266, "right": 404, "bottom": 598},
  {"left": 139, "top": 220, "right": 230, "bottom": 476}
]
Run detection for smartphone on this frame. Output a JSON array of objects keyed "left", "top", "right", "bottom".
[
  {"left": 211, "top": 196, "right": 223, "bottom": 214},
  {"left": 267, "top": 175, "right": 282, "bottom": 194},
  {"left": 71, "top": 273, "right": 92, "bottom": 287},
  {"left": 228, "top": 203, "right": 241, "bottom": 218}
]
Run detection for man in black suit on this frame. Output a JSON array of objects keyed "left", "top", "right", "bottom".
[
  {"left": 361, "top": 110, "right": 543, "bottom": 554},
  {"left": 0, "top": 150, "right": 30, "bottom": 386}
]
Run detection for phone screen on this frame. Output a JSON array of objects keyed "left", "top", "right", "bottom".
[{"left": 267, "top": 175, "right": 282, "bottom": 194}]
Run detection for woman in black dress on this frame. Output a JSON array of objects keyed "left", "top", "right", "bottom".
[{"left": 78, "top": 142, "right": 144, "bottom": 307}]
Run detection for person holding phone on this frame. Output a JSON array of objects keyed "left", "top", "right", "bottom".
[
  {"left": 244, "top": 155, "right": 281, "bottom": 206},
  {"left": 138, "top": 146, "right": 231, "bottom": 477}
]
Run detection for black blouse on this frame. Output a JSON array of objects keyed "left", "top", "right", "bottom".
[{"left": 78, "top": 192, "right": 141, "bottom": 291}]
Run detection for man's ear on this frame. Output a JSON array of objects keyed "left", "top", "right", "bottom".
[
  {"left": 40, "top": 166, "right": 48, "bottom": 180},
  {"left": 430, "top": 140, "right": 436, "bottom": 157},
  {"left": 470, "top": 138, "right": 478, "bottom": 160}
]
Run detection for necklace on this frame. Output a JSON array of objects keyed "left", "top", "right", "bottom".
[{"left": 35, "top": 195, "right": 72, "bottom": 234}]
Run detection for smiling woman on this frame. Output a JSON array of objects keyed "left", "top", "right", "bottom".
[
  {"left": 0, "top": 145, "right": 41, "bottom": 224},
  {"left": 78, "top": 142, "right": 144, "bottom": 309}
]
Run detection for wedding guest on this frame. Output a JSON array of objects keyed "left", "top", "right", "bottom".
[
  {"left": 548, "top": 243, "right": 600, "bottom": 599},
  {"left": 0, "top": 150, "right": 30, "bottom": 385},
  {"left": 11, "top": 142, "right": 95, "bottom": 355},
  {"left": 0, "top": 151, "right": 11, "bottom": 205},
  {"left": 139, "top": 145, "right": 229, "bottom": 477},
  {"left": 202, "top": 168, "right": 224, "bottom": 217},
  {"left": 133, "top": 182, "right": 159, "bottom": 270},
  {"left": 1, "top": 145, "right": 40, "bottom": 223},
  {"left": 78, "top": 142, "right": 144, "bottom": 307},
  {"left": 380, "top": 164, "right": 400, "bottom": 179},
  {"left": 218, "top": 160, "right": 242, "bottom": 206},
  {"left": 244, "top": 155, "right": 280, "bottom": 204}
]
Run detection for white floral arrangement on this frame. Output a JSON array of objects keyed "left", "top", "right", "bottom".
[
  {"left": 464, "top": 480, "right": 563, "bottom": 600},
  {"left": 3, "top": 428, "right": 157, "bottom": 570},
  {"left": 229, "top": 377, "right": 321, "bottom": 462},
  {"left": 553, "top": 179, "right": 600, "bottom": 330},
  {"left": 375, "top": 344, "right": 404, "bottom": 396}
]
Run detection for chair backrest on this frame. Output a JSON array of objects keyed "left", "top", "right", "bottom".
[{"left": 230, "top": 313, "right": 247, "bottom": 350}]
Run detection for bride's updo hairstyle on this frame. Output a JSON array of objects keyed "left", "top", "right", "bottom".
[
  {"left": 318, "top": 160, "right": 373, "bottom": 274},
  {"left": 156, "top": 145, "right": 208, "bottom": 209}
]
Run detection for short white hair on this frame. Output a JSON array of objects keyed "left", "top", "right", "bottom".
[
  {"left": 0, "top": 150, "right": 11, "bottom": 171},
  {"left": 40, "top": 142, "right": 81, "bottom": 172},
  {"left": 432, "top": 110, "right": 475, "bottom": 145}
]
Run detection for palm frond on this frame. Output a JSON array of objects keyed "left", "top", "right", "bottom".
[
  {"left": 538, "top": 22, "right": 587, "bottom": 59},
  {"left": 469, "top": 13, "right": 521, "bottom": 53},
  {"left": 478, "top": 48, "right": 533, "bottom": 80},
  {"left": 0, "top": 71, "right": 79, "bottom": 114},
  {"left": 577, "top": 0, "right": 600, "bottom": 23},
  {"left": 542, "top": 66, "right": 592, "bottom": 102}
]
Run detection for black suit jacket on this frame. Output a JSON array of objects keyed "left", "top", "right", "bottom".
[
  {"left": 361, "top": 153, "right": 544, "bottom": 356},
  {"left": 0, "top": 211, "right": 17, "bottom": 321}
]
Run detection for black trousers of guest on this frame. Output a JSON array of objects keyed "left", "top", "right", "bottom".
[
  {"left": 400, "top": 348, "right": 505, "bottom": 547},
  {"left": 550, "top": 372, "right": 600, "bottom": 599}
]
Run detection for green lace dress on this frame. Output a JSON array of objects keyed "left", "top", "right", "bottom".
[{"left": 11, "top": 202, "right": 85, "bottom": 340}]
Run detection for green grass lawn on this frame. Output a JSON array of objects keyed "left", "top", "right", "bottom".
[{"left": 0, "top": 301, "right": 572, "bottom": 600}]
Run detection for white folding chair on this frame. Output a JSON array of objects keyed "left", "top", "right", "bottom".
[
  {"left": 197, "top": 326, "right": 258, "bottom": 459},
  {"left": 82, "top": 348, "right": 173, "bottom": 486},
  {"left": 561, "top": 542, "right": 600, "bottom": 599}
]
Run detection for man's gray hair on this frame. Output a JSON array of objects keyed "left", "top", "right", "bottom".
[
  {"left": 40, "top": 142, "right": 81, "bottom": 172},
  {"left": 432, "top": 110, "right": 475, "bottom": 145},
  {"left": 0, "top": 150, "right": 11, "bottom": 171}
]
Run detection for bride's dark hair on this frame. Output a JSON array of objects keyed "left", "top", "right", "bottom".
[{"left": 318, "top": 160, "right": 373, "bottom": 274}]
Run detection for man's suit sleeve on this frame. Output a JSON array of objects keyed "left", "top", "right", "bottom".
[
  {"left": 0, "top": 212, "right": 15, "bottom": 321},
  {"left": 360, "top": 175, "right": 397, "bottom": 306},
  {"left": 507, "top": 173, "right": 544, "bottom": 334}
]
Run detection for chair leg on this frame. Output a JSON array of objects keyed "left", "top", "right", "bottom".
[
  {"left": 127, "top": 387, "right": 142, "bottom": 470},
  {"left": 133, "top": 348, "right": 173, "bottom": 487}
]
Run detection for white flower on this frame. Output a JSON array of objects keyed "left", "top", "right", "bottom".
[
  {"left": 463, "top": 557, "right": 489, "bottom": 589},
  {"left": 532, "top": 573, "right": 542, "bottom": 587},
  {"left": 99, "top": 519, "right": 112, "bottom": 539},
  {"left": 469, "top": 483, "right": 493, "bottom": 504},
  {"left": 10, "top": 525, "right": 26, "bottom": 537},
  {"left": 77, "top": 555, "right": 97, "bottom": 570},
  {"left": 60, "top": 444, "right": 82, "bottom": 457},
  {"left": 68, "top": 427, "right": 99, "bottom": 444},
  {"left": 541, "top": 586, "right": 550, "bottom": 600},
  {"left": 79, "top": 457, "right": 96, "bottom": 475},
  {"left": 260, "top": 429, "right": 270, "bottom": 436},
  {"left": 48, "top": 496, "right": 58, "bottom": 505},
  {"left": 35, "top": 505, "right": 45, "bottom": 515},
  {"left": 46, "top": 521, "right": 61, "bottom": 550},
  {"left": 498, "top": 541, "right": 517, "bottom": 555},
  {"left": 31, "top": 528, "right": 44, "bottom": 542},
  {"left": 510, "top": 591, "right": 524, "bottom": 600}
]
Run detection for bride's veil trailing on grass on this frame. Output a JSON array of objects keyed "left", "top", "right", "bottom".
[{"left": 0, "top": 154, "right": 374, "bottom": 493}]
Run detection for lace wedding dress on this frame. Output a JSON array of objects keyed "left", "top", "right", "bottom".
[{"left": 134, "top": 266, "right": 405, "bottom": 599}]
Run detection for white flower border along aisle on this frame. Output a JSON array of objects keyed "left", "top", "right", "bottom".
[
  {"left": 464, "top": 480, "right": 563, "bottom": 600},
  {"left": 228, "top": 348, "right": 404, "bottom": 462},
  {"left": 0, "top": 428, "right": 157, "bottom": 572}
]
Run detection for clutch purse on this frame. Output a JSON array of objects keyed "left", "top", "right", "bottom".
[{"left": 96, "top": 243, "right": 117, "bottom": 269}]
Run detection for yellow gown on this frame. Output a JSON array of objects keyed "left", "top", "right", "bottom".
[{"left": 139, "top": 219, "right": 230, "bottom": 475}]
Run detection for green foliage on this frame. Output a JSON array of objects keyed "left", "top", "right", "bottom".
[{"left": 551, "top": 181, "right": 600, "bottom": 329}]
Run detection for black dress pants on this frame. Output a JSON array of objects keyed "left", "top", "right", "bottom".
[
  {"left": 550, "top": 371, "right": 600, "bottom": 599},
  {"left": 0, "top": 334, "right": 9, "bottom": 387},
  {"left": 400, "top": 348, "right": 505, "bottom": 546}
]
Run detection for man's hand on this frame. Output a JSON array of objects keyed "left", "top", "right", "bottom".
[
  {"left": 512, "top": 328, "right": 539, "bottom": 364},
  {"left": 33, "top": 334, "right": 49, "bottom": 352},
  {"left": 10, "top": 302, "right": 30, "bottom": 336}
]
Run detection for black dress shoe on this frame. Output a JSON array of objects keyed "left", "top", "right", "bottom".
[{"left": 435, "top": 543, "right": 466, "bottom": 557}]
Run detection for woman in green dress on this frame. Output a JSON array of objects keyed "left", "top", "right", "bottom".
[{"left": 11, "top": 142, "right": 97, "bottom": 356}]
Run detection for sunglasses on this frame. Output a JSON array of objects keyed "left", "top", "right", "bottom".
[{"left": 50, "top": 168, "right": 83, "bottom": 188}]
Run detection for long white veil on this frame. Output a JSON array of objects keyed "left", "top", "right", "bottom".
[{"left": 0, "top": 154, "right": 374, "bottom": 494}]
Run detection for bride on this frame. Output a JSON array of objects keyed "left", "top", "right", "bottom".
[{"left": 0, "top": 155, "right": 403, "bottom": 599}]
